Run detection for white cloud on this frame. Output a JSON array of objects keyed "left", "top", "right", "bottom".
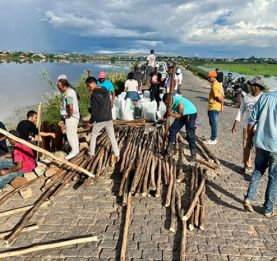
[{"left": 42, "top": 0, "right": 277, "bottom": 53}]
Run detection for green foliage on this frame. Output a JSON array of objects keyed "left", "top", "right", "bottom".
[
  {"left": 40, "top": 69, "right": 127, "bottom": 123},
  {"left": 202, "top": 63, "right": 277, "bottom": 77},
  {"left": 41, "top": 94, "right": 61, "bottom": 124},
  {"left": 181, "top": 62, "right": 208, "bottom": 80},
  {"left": 106, "top": 71, "right": 126, "bottom": 95}
]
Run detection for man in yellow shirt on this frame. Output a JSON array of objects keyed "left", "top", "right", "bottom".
[{"left": 205, "top": 71, "right": 224, "bottom": 145}]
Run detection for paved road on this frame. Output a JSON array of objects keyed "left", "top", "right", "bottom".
[{"left": 0, "top": 69, "right": 276, "bottom": 261}]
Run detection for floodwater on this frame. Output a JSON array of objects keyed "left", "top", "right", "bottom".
[
  {"left": 0, "top": 61, "right": 129, "bottom": 124},
  {"left": 198, "top": 66, "right": 277, "bottom": 90}
]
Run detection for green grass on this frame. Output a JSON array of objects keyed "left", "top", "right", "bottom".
[{"left": 203, "top": 63, "right": 277, "bottom": 77}]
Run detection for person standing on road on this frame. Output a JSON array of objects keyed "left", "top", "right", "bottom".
[
  {"left": 86, "top": 76, "right": 120, "bottom": 161},
  {"left": 145, "top": 49, "right": 156, "bottom": 85},
  {"left": 176, "top": 68, "right": 183, "bottom": 94},
  {"left": 57, "top": 78, "right": 80, "bottom": 160},
  {"left": 97, "top": 71, "right": 116, "bottom": 107},
  {"left": 231, "top": 77, "right": 264, "bottom": 174},
  {"left": 205, "top": 71, "right": 224, "bottom": 145},
  {"left": 163, "top": 93, "right": 198, "bottom": 162},
  {"left": 243, "top": 89, "right": 277, "bottom": 217}
]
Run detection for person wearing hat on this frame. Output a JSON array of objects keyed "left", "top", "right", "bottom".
[
  {"left": 97, "top": 71, "right": 115, "bottom": 107},
  {"left": 205, "top": 71, "right": 224, "bottom": 145},
  {"left": 243, "top": 85, "right": 277, "bottom": 217},
  {"left": 231, "top": 77, "right": 264, "bottom": 174},
  {"left": 57, "top": 78, "right": 80, "bottom": 160}
]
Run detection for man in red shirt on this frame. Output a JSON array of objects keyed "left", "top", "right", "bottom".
[{"left": 0, "top": 130, "right": 35, "bottom": 189}]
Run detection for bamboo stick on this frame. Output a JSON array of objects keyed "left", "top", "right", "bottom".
[
  {"left": 199, "top": 183, "right": 206, "bottom": 231},
  {"left": 188, "top": 165, "right": 196, "bottom": 230},
  {"left": 196, "top": 136, "right": 220, "bottom": 165},
  {"left": 0, "top": 202, "right": 50, "bottom": 218},
  {"left": 196, "top": 159, "right": 219, "bottom": 170},
  {"left": 120, "top": 192, "right": 132, "bottom": 261},
  {"left": 165, "top": 160, "right": 173, "bottom": 207},
  {"left": 155, "top": 158, "right": 162, "bottom": 198},
  {"left": 0, "top": 224, "right": 38, "bottom": 238},
  {"left": 0, "top": 129, "right": 94, "bottom": 178},
  {"left": 0, "top": 236, "right": 99, "bottom": 258},
  {"left": 169, "top": 164, "right": 176, "bottom": 232},
  {"left": 180, "top": 220, "right": 187, "bottom": 261},
  {"left": 149, "top": 157, "right": 157, "bottom": 192},
  {"left": 182, "top": 174, "right": 206, "bottom": 221}
]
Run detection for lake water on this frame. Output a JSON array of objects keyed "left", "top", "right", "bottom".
[
  {"left": 198, "top": 66, "right": 277, "bottom": 90},
  {"left": 0, "top": 62, "right": 129, "bottom": 124}
]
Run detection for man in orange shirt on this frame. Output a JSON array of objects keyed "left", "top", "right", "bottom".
[{"left": 205, "top": 71, "right": 224, "bottom": 145}]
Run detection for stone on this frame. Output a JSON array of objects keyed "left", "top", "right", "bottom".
[
  {"left": 19, "top": 187, "right": 32, "bottom": 199},
  {"left": 10, "top": 176, "right": 27, "bottom": 188},
  {"left": 24, "top": 172, "right": 37, "bottom": 182}
]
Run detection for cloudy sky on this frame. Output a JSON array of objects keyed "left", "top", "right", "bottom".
[{"left": 0, "top": 0, "right": 277, "bottom": 57}]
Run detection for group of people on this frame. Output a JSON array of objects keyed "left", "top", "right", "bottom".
[{"left": 0, "top": 71, "right": 120, "bottom": 190}]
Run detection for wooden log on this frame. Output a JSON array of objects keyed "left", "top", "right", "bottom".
[
  {"left": 120, "top": 192, "right": 132, "bottom": 261},
  {"left": 149, "top": 157, "right": 157, "bottom": 192},
  {"left": 196, "top": 143, "right": 210, "bottom": 162},
  {"left": 122, "top": 173, "right": 130, "bottom": 207},
  {"left": 155, "top": 158, "right": 162, "bottom": 198},
  {"left": 0, "top": 202, "right": 50, "bottom": 218},
  {"left": 188, "top": 165, "right": 196, "bottom": 231},
  {"left": 196, "top": 159, "right": 219, "bottom": 170},
  {"left": 0, "top": 174, "right": 46, "bottom": 207},
  {"left": 176, "top": 188, "right": 183, "bottom": 219},
  {"left": 0, "top": 224, "right": 39, "bottom": 238},
  {"left": 5, "top": 175, "right": 65, "bottom": 244},
  {"left": 196, "top": 136, "right": 220, "bottom": 165},
  {"left": 199, "top": 183, "right": 206, "bottom": 231},
  {"left": 142, "top": 153, "right": 153, "bottom": 197},
  {"left": 169, "top": 164, "right": 176, "bottom": 233},
  {"left": 0, "top": 129, "right": 94, "bottom": 178},
  {"left": 36, "top": 102, "right": 42, "bottom": 161},
  {"left": 0, "top": 236, "right": 99, "bottom": 258},
  {"left": 194, "top": 167, "right": 201, "bottom": 227},
  {"left": 162, "top": 159, "right": 168, "bottom": 185},
  {"left": 182, "top": 174, "right": 206, "bottom": 222},
  {"left": 165, "top": 159, "right": 174, "bottom": 207},
  {"left": 180, "top": 220, "right": 187, "bottom": 261}
]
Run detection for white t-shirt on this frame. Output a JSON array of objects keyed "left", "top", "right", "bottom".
[
  {"left": 125, "top": 79, "right": 138, "bottom": 92},
  {"left": 177, "top": 73, "right": 183, "bottom": 85},
  {"left": 146, "top": 54, "right": 156, "bottom": 67},
  {"left": 165, "top": 74, "right": 178, "bottom": 92},
  {"left": 60, "top": 87, "right": 80, "bottom": 119},
  {"left": 235, "top": 93, "right": 262, "bottom": 128}
]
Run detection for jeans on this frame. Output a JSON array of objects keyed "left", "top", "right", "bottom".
[
  {"left": 0, "top": 158, "right": 23, "bottom": 189},
  {"left": 90, "top": 120, "right": 120, "bottom": 157},
  {"left": 168, "top": 113, "right": 197, "bottom": 150},
  {"left": 245, "top": 147, "right": 277, "bottom": 214},
  {"left": 65, "top": 117, "right": 79, "bottom": 154},
  {"left": 208, "top": 110, "right": 220, "bottom": 141}
]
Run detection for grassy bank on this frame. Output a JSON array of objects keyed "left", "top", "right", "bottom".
[
  {"left": 181, "top": 62, "right": 209, "bottom": 80},
  {"left": 203, "top": 63, "right": 277, "bottom": 77},
  {"left": 42, "top": 70, "right": 126, "bottom": 124}
]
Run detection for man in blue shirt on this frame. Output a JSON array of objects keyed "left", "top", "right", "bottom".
[
  {"left": 163, "top": 93, "right": 198, "bottom": 161},
  {"left": 97, "top": 71, "right": 115, "bottom": 107},
  {"left": 244, "top": 88, "right": 277, "bottom": 217}
]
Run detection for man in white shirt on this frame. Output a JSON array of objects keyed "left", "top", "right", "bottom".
[
  {"left": 176, "top": 68, "right": 183, "bottom": 94},
  {"left": 145, "top": 49, "right": 156, "bottom": 85},
  {"left": 57, "top": 75, "right": 80, "bottom": 160},
  {"left": 231, "top": 77, "right": 265, "bottom": 174}
]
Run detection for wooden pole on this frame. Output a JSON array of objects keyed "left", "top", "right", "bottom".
[
  {"left": 0, "top": 129, "right": 94, "bottom": 178},
  {"left": 182, "top": 175, "right": 206, "bottom": 221},
  {"left": 162, "top": 63, "right": 177, "bottom": 154},
  {"left": 180, "top": 220, "right": 187, "bottom": 261},
  {"left": 120, "top": 192, "right": 132, "bottom": 261},
  {"left": 0, "top": 224, "right": 39, "bottom": 238},
  {"left": 36, "top": 102, "right": 42, "bottom": 161},
  {"left": 0, "top": 236, "right": 99, "bottom": 258}
]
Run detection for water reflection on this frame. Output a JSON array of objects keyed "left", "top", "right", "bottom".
[{"left": 0, "top": 62, "right": 129, "bottom": 123}]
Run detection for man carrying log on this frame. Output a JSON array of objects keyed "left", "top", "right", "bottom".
[
  {"left": 16, "top": 110, "right": 56, "bottom": 142},
  {"left": 0, "top": 130, "right": 35, "bottom": 189},
  {"left": 163, "top": 93, "right": 198, "bottom": 161},
  {"left": 86, "top": 76, "right": 120, "bottom": 161}
]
